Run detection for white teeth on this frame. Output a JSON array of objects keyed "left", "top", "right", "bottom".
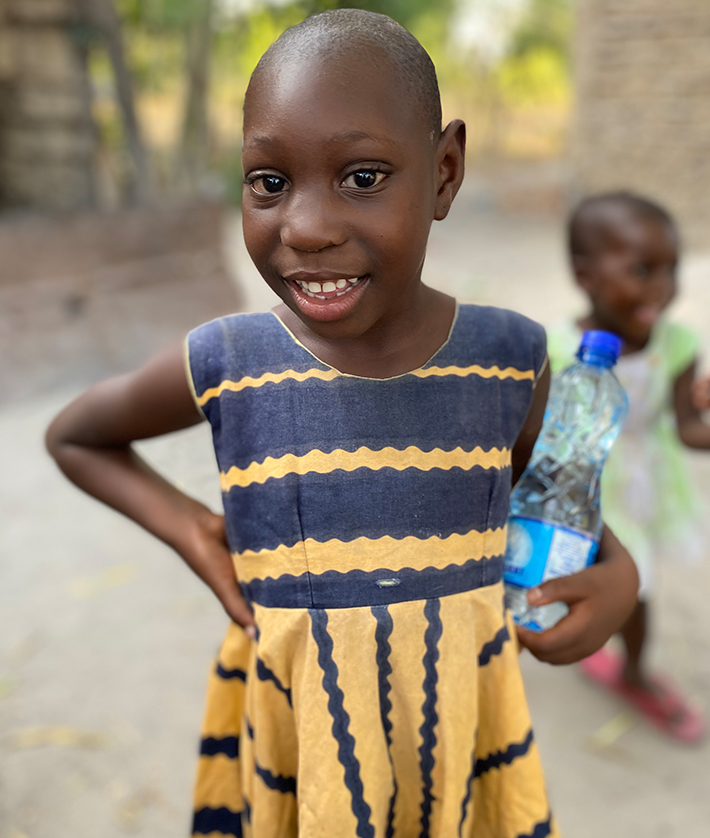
[{"left": 292, "top": 275, "right": 364, "bottom": 300}]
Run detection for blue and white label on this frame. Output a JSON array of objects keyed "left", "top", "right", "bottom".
[{"left": 503, "top": 517, "right": 599, "bottom": 589}]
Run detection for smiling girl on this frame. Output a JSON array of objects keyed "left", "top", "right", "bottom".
[
  {"left": 46, "top": 11, "right": 638, "bottom": 838},
  {"left": 548, "top": 192, "right": 710, "bottom": 743}
]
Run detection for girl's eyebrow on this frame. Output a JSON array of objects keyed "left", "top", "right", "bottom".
[
  {"left": 327, "top": 130, "right": 399, "bottom": 147},
  {"left": 244, "top": 135, "right": 277, "bottom": 149},
  {"left": 243, "top": 130, "right": 399, "bottom": 150}
]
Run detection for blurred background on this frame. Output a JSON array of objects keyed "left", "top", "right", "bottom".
[{"left": 1, "top": 1, "right": 709, "bottom": 836}]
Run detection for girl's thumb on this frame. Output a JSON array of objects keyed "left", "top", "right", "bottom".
[{"left": 527, "top": 576, "right": 580, "bottom": 607}]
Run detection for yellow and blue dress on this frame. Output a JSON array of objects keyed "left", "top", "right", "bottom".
[{"left": 186, "top": 304, "right": 557, "bottom": 838}]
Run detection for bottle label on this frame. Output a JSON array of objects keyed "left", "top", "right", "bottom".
[{"left": 503, "top": 517, "right": 599, "bottom": 589}]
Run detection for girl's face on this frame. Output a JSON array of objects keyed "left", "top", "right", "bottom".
[
  {"left": 579, "top": 217, "right": 678, "bottom": 348},
  {"left": 241, "top": 53, "right": 449, "bottom": 342}
]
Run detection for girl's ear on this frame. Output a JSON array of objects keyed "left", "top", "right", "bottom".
[{"left": 434, "top": 120, "right": 466, "bottom": 221}]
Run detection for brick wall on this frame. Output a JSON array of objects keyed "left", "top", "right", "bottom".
[
  {"left": 573, "top": 0, "right": 710, "bottom": 246},
  {"left": 0, "top": 0, "right": 95, "bottom": 211},
  {"left": 0, "top": 201, "right": 240, "bottom": 403}
]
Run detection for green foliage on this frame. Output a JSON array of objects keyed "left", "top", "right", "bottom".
[
  {"left": 497, "top": 44, "right": 570, "bottom": 108},
  {"left": 118, "top": 0, "right": 456, "bottom": 32},
  {"left": 295, "top": 0, "right": 455, "bottom": 31},
  {"left": 223, "top": 0, "right": 457, "bottom": 79},
  {"left": 117, "top": 0, "right": 205, "bottom": 29},
  {"left": 492, "top": 0, "right": 572, "bottom": 111},
  {"left": 230, "top": 5, "right": 308, "bottom": 79},
  {"left": 510, "top": 0, "right": 572, "bottom": 63},
  {"left": 100, "top": 0, "right": 575, "bottom": 201}
]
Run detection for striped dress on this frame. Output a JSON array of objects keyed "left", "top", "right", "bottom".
[{"left": 186, "top": 303, "right": 557, "bottom": 838}]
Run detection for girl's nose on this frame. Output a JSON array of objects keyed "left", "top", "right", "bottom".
[{"left": 280, "top": 191, "right": 347, "bottom": 252}]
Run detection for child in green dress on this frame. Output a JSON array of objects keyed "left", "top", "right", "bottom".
[
  {"left": 46, "top": 11, "right": 638, "bottom": 836},
  {"left": 548, "top": 191, "right": 710, "bottom": 743}
]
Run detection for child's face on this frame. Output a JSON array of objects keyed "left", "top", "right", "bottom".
[
  {"left": 241, "top": 52, "right": 449, "bottom": 340},
  {"left": 577, "top": 217, "right": 678, "bottom": 346}
]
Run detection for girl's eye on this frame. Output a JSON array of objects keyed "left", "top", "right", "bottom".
[
  {"left": 249, "top": 175, "right": 288, "bottom": 195},
  {"left": 343, "top": 170, "right": 386, "bottom": 189},
  {"left": 630, "top": 263, "right": 650, "bottom": 278}
]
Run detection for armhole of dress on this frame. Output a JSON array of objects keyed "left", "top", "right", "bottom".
[
  {"left": 532, "top": 354, "right": 549, "bottom": 390},
  {"left": 184, "top": 336, "right": 208, "bottom": 421}
]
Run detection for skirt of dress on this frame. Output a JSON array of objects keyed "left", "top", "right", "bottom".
[{"left": 191, "top": 581, "right": 557, "bottom": 838}]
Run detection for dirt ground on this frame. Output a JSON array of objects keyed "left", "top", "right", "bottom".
[{"left": 2, "top": 186, "right": 710, "bottom": 837}]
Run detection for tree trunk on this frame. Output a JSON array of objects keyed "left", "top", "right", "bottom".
[
  {"left": 84, "top": 0, "right": 151, "bottom": 205},
  {"left": 180, "top": 0, "right": 214, "bottom": 190}
]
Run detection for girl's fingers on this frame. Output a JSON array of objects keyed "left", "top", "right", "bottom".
[
  {"left": 516, "top": 604, "right": 596, "bottom": 664},
  {"left": 219, "top": 582, "right": 256, "bottom": 636},
  {"left": 526, "top": 571, "right": 597, "bottom": 608},
  {"left": 186, "top": 519, "right": 256, "bottom": 635}
]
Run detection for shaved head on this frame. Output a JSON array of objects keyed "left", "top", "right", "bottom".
[
  {"left": 246, "top": 8, "right": 442, "bottom": 141},
  {"left": 568, "top": 191, "right": 676, "bottom": 260}
]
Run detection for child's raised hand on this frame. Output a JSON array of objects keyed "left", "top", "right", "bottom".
[
  {"left": 690, "top": 372, "right": 710, "bottom": 412},
  {"left": 515, "top": 526, "right": 638, "bottom": 665}
]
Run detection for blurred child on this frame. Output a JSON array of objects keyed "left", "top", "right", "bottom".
[
  {"left": 548, "top": 192, "right": 709, "bottom": 743},
  {"left": 46, "top": 12, "right": 638, "bottom": 837}
]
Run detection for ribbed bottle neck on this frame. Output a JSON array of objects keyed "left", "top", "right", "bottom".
[{"left": 576, "top": 348, "right": 616, "bottom": 369}]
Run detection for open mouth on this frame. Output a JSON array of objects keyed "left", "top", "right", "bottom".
[
  {"left": 291, "top": 276, "right": 365, "bottom": 299},
  {"left": 283, "top": 274, "right": 370, "bottom": 321}
]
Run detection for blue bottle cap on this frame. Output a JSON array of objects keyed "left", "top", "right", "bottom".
[{"left": 577, "top": 330, "right": 623, "bottom": 367}]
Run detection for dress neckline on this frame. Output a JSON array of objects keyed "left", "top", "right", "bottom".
[{"left": 271, "top": 302, "right": 461, "bottom": 382}]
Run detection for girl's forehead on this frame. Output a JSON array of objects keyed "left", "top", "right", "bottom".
[
  {"left": 244, "top": 54, "right": 428, "bottom": 146},
  {"left": 624, "top": 219, "right": 676, "bottom": 251},
  {"left": 592, "top": 213, "right": 676, "bottom": 257}
]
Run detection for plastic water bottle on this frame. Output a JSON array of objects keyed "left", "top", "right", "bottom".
[{"left": 504, "top": 330, "right": 628, "bottom": 632}]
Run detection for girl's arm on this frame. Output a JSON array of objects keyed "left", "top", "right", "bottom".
[
  {"left": 510, "top": 359, "right": 639, "bottom": 664},
  {"left": 675, "top": 361, "right": 710, "bottom": 449},
  {"left": 511, "top": 360, "right": 549, "bottom": 487},
  {"left": 45, "top": 343, "right": 255, "bottom": 634}
]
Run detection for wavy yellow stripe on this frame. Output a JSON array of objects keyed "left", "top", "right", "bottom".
[
  {"left": 221, "top": 445, "right": 510, "bottom": 490},
  {"left": 197, "top": 363, "right": 534, "bottom": 405},
  {"left": 233, "top": 528, "right": 507, "bottom": 582},
  {"left": 196, "top": 367, "right": 339, "bottom": 405},
  {"left": 410, "top": 364, "right": 535, "bottom": 382},
  {"left": 194, "top": 755, "right": 244, "bottom": 811}
]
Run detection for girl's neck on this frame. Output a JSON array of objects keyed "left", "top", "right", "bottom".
[{"left": 276, "top": 285, "right": 456, "bottom": 379}]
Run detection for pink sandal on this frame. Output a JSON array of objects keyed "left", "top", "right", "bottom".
[{"left": 579, "top": 647, "right": 706, "bottom": 744}]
